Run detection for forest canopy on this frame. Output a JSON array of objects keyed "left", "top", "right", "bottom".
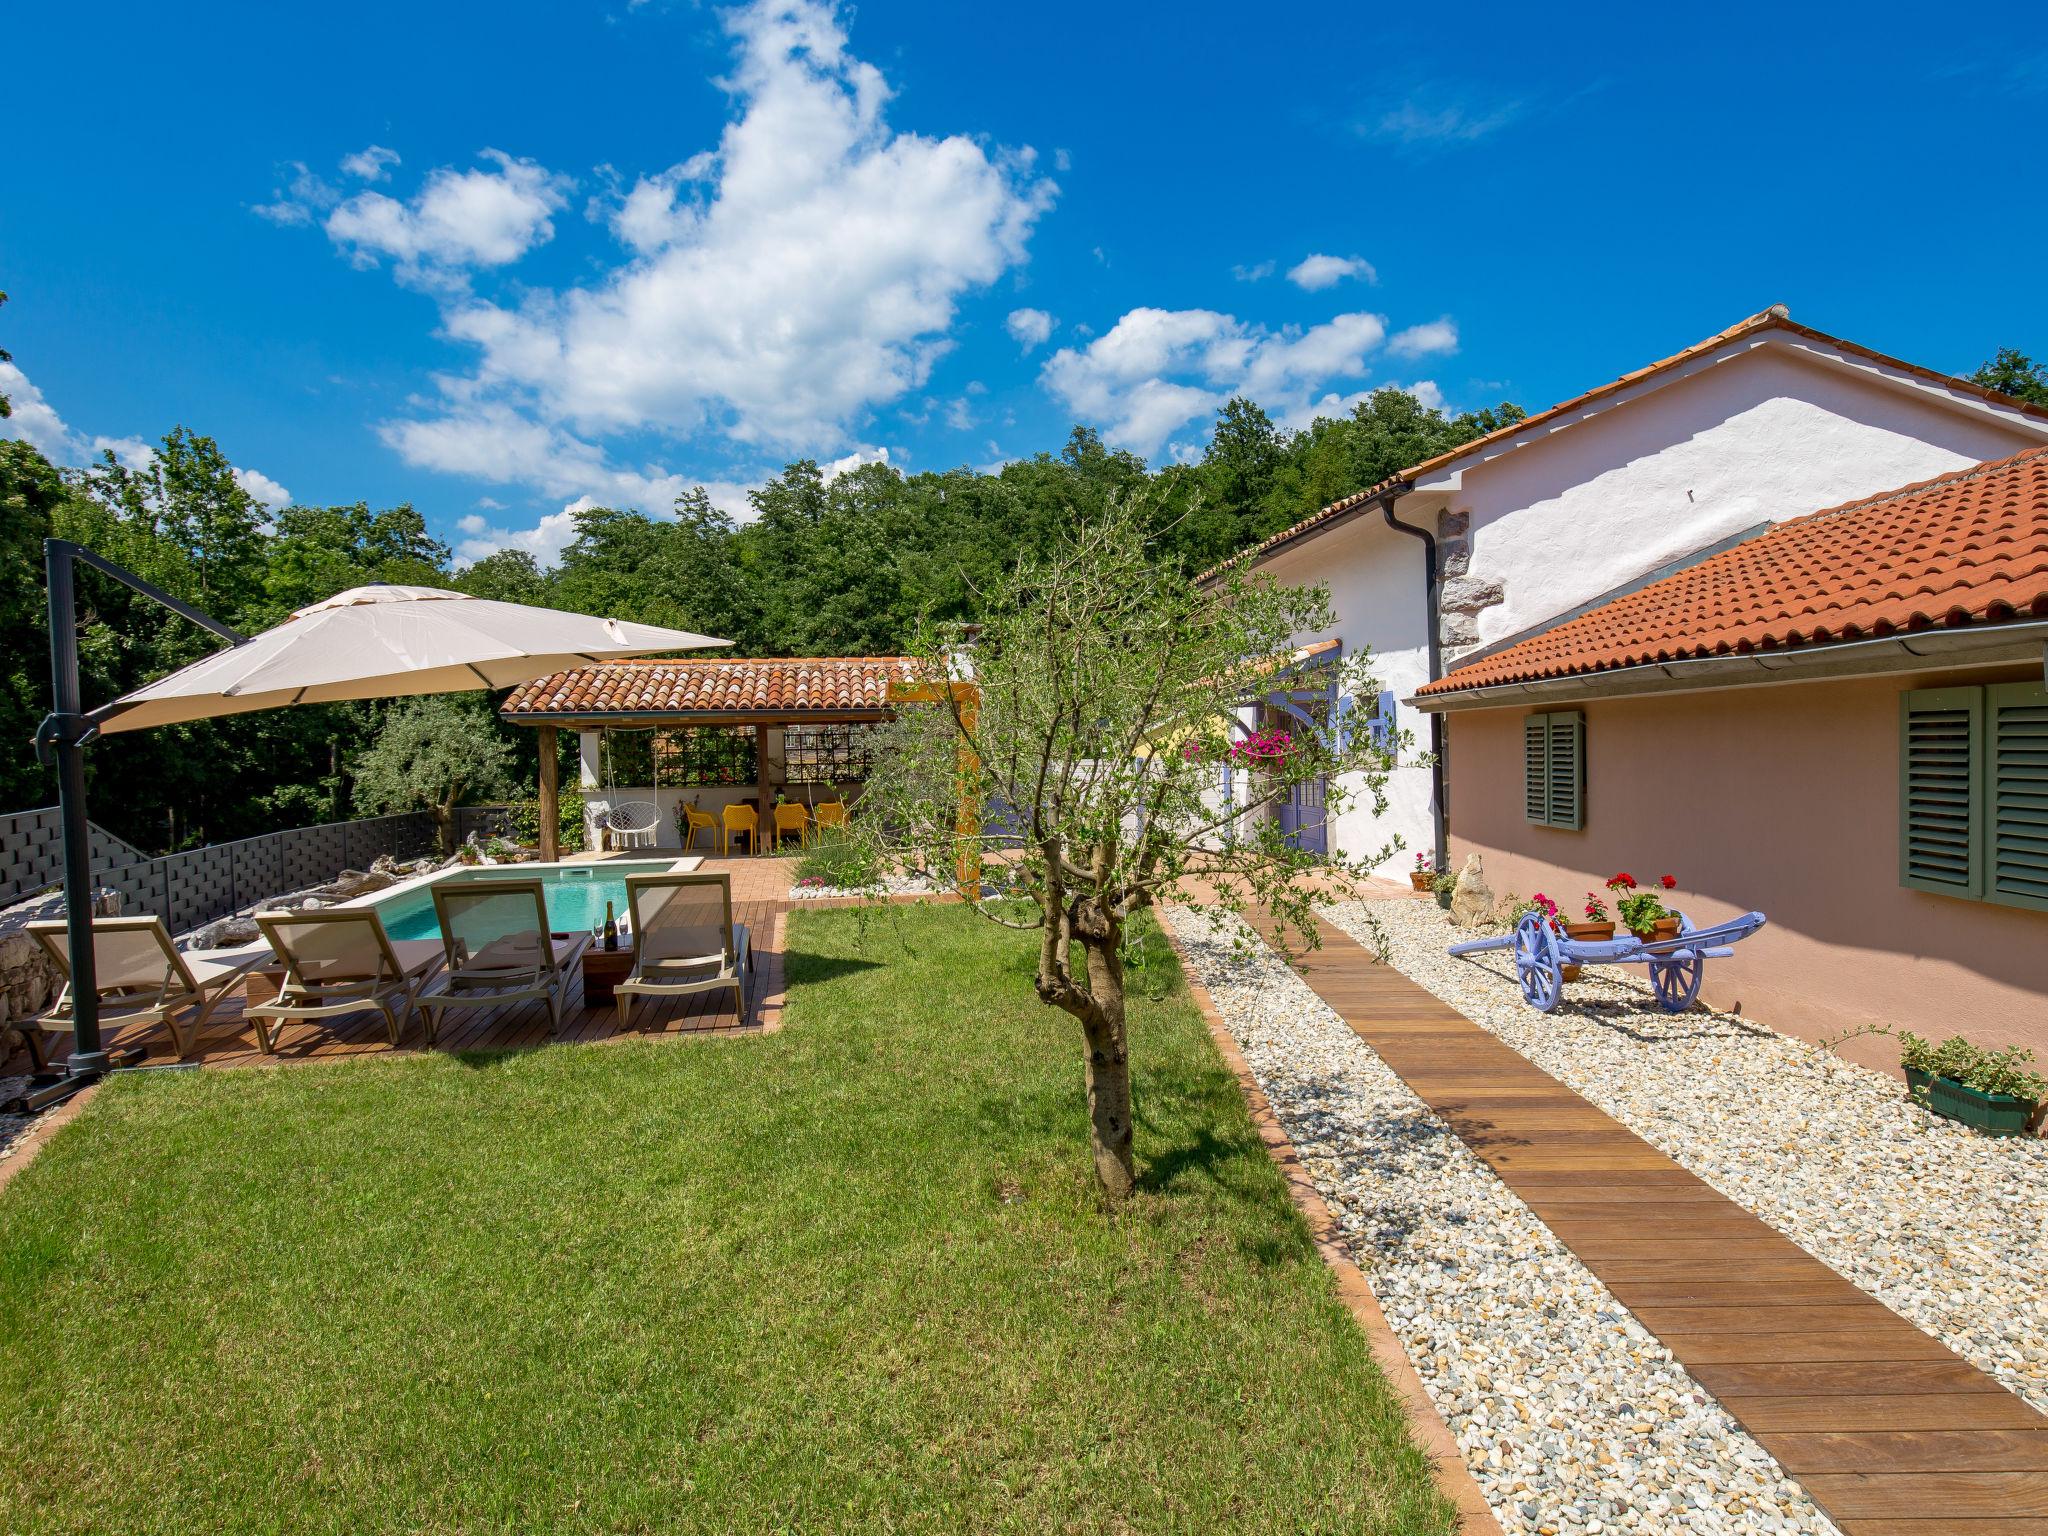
[{"left": 0, "top": 387, "right": 1521, "bottom": 854}]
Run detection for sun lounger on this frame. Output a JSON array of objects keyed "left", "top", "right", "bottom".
[
  {"left": 614, "top": 872, "right": 752, "bottom": 1029},
  {"left": 247, "top": 907, "right": 443, "bottom": 1052},
  {"left": 418, "top": 878, "right": 585, "bottom": 1045},
  {"left": 21, "top": 916, "right": 271, "bottom": 1063}
]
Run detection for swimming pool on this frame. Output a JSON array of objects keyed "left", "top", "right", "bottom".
[{"left": 366, "top": 861, "right": 686, "bottom": 942}]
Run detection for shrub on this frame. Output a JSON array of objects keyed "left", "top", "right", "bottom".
[
  {"left": 796, "top": 828, "right": 879, "bottom": 889},
  {"left": 508, "top": 790, "right": 587, "bottom": 854}
]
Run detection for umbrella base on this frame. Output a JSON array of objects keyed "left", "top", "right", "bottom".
[{"left": 5, "top": 1047, "right": 153, "bottom": 1114}]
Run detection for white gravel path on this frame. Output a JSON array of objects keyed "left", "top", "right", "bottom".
[
  {"left": 1165, "top": 906, "right": 1839, "bottom": 1536},
  {"left": 1329, "top": 898, "right": 2048, "bottom": 1417}
]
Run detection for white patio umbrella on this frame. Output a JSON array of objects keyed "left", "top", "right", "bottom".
[
  {"left": 93, "top": 584, "right": 728, "bottom": 733},
  {"left": 19, "top": 553, "right": 731, "bottom": 1112}
]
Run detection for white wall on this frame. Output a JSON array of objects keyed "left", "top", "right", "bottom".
[
  {"left": 1448, "top": 343, "right": 2044, "bottom": 647},
  {"left": 1256, "top": 521, "right": 1434, "bottom": 873}
]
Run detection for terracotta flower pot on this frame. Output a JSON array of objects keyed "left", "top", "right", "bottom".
[
  {"left": 1630, "top": 917, "right": 1681, "bottom": 943},
  {"left": 1409, "top": 871, "right": 1433, "bottom": 892},
  {"left": 1559, "top": 920, "right": 1613, "bottom": 982}
]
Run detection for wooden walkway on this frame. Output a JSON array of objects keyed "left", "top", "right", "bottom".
[
  {"left": 12, "top": 858, "right": 803, "bottom": 1074},
  {"left": 1248, "top": 908, "right": 2048, "bottom": 1534}
]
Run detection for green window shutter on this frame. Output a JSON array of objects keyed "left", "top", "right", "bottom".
[
  {"left": 1899, "top": 686, "right": 1983, "bottom": 898},
  {"left": 1985, "top": 681, "right": 2048, "bottom": 912},
  {"left": 1523, "top": 714, "right": 1550, "bottom": 824},
  {"left": 1546, "top": 711, "right": 1585, "bottom": 830}
]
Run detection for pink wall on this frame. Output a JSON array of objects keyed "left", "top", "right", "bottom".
[{"left": 1443, "top": 665, "right": 2048, "bottom": 1078}]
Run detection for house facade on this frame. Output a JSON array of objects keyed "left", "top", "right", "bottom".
[
  {"left": 1412, "top": 447, "right": 2048, "bottom": 1070},
  {"left": 1222, "top": 306, "right": 2048, "bottom": 872}
]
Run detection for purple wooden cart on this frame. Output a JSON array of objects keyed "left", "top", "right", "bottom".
[{"left": 1446, "top": 909, "right": 1767, "bottom": 1014}]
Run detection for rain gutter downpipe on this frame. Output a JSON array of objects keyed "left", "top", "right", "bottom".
[{"left": 1375, "top": 482, "right": 1449, "bottom": 878}]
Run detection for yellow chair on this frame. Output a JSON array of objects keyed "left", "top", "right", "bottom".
[
  {"left": 812, "top": 801, "right": 848, "bottom": 837},
  {"left": 683, "top": 804, "right": 718, "bottom": 854},
  {"left": 772, "top": 802, "right": 810, "bottom": 852},
  {"left": 720, "top": 802, "right": 760, "bottom": 857}
]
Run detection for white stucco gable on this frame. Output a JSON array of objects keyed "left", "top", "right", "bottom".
[{"left": 1397, "top": 311, "right": 2048, "bottom": 654}]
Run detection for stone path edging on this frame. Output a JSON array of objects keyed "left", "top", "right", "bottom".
[{"left": 1159, "top": 908, "right": 1504, "bottom": 1536}]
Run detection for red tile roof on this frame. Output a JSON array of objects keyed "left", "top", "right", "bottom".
[
  {"left": 1205, "top": 306, "right": 2048, "bottom": 581},
  {"left": 501, "top": 656, "right": 919, "bottom": 718},
  {"left": 1416, "top": 446, "right": 2048, "bottom": 697}
]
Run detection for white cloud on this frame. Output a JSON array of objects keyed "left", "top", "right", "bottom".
[
  {"left": 1231, "top": 260, "right": 1274, "bottom": 282},
  {"left": 943, "top": 397, "right": 976, "bottom": 430},
  {"left": 355, "top": 0, "right": 1052, "bottom": 513},
  {"left": 0, "top": 360, "right": 74, "bottom": 457},
  {"left": 1041, "top": 306, "right": 1394, "bottom": 457},
  {"left": 1286, "top": 253, "right": 1376, "bottom": 291},
  {"left": 1005, "top": 306, "right": 1055, "bottom": 350},
  {"left": 340, "top": 144, "right": 402, "bottom": 181},
  {"left": 233, "top": 465, "right": 294, "bottom": 509},
  {"left": 455, "top": 506, "right": 587, "bottom": 568},
  {"left": 1407, "top": 379, "right": 1446, "bottom": 410},
  {"left": 822, "top": 444, "right": 889, "bottom": 480},
  {"left": 1367, "top": 95, "right": 1521, "bottom": 147},
  {"left": 325, "top": 150, "right": 570, "bottom": 272},
  {"left": 1387, "top": 317, "right": 1458, "bottom": 358}
]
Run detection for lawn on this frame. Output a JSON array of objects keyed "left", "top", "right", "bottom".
[{"left": 0, "top": 905, "right": 1453, "bottom": 1535}]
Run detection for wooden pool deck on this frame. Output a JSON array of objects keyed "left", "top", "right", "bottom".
[
  {"left": 1237, "top": 903, "right": 2048, "bottom": 1534},
  {"left": 12, "top": 858, "right": 806, "bottom": 1073}
]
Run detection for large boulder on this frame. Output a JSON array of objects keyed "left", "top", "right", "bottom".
[{"left": 1447, "top": 853, "right": 1495, "bottom": 928}]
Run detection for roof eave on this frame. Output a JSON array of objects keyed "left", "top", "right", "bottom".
[{"left": 1409, "top": 621, "right": 2048, "bottom": 712}]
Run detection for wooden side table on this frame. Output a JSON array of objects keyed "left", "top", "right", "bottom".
[{"left": 580, "top": 944, "right": 633, "bottom": 1008}]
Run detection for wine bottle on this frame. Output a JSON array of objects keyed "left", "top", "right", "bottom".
[{"left": 602, "top": 899, "right": 619, "bottom": 952}]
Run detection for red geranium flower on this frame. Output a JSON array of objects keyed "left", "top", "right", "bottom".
[{"left": 1659, "top": 874, "right": 1677, "bottom": 889}]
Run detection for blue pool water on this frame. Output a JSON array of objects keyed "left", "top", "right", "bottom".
[{"left": 370, "top": 862, "right": 678, "bottom": 941}]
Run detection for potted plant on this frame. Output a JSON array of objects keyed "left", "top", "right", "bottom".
[
  {"left": 1898, "top": 1032, "right": 2045, "bottom": 1136},
  {"left": 1410, "top": 852, "right": 1434, "bottom": 893},
  {"left": 1570, "top": 889, "right": 1616, "bottom": 944},
  {"left": 1430, "top": 870, "right": 1457, "bottom": 911},
  {"left": 1608, "top": 871, "right": 1679, "bottom": 941}
]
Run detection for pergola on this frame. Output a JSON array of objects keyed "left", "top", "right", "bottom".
[{"left": 499, "top": 656, "right": 921, "bottom": 858}]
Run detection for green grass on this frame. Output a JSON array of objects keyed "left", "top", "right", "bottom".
[{"left": 0, "top": 906, "right": 1453, "bottom": 1535}]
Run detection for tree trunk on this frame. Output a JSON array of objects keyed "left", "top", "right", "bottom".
[
  {"left": 1078, "top": 932, "right": 1136, "bottom": 1198},
  {"left": 433, "top": 802, "right": 455, "bottom": 856}
]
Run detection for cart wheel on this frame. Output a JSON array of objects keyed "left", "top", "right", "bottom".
[
  {"left": 1648, "top": 953, "right": 1704, "bottom": 1012},
  {"left": 1511, "top": 912, "right": 1563, "bottom": 1013}
]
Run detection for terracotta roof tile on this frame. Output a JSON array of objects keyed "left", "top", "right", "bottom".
[
  {"left": 1416, "top": 446, "right": 2048, "bottom": 696},
  {"left": 501, "top": 656, "right": 919, "bottom": 717},
  {"left": 1202, "top": 305, "right": 2048, "bottom": 581}
]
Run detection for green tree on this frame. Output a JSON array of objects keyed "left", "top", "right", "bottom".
[
  {"left": 0, "top": 440, "right": 67, "bottom": 806},
  {"left": 1971, "top": 347, "right": 2048, "bottom": 407},
  {"left": 457, "top": 548, "right": 549, "bottom": 607},
  {"left": 857, "top": 493, "right": 1400, "bottom": 1198},
  {"left": 351, "top": 695, "right": 516, "bottom": 854}
]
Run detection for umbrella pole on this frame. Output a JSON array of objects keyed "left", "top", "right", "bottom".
[
  {"left": 17, "top": 541, "right": 243, "bottom": 1113},
  {"left": 45, "top": 540, "right": 107, "bottom": 1079}
]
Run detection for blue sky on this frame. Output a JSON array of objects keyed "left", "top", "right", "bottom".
[{"left": 5, "top": 0, "right": 2046, "bottom": 564}]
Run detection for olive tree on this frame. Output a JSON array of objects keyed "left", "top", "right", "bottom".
[
  {"left": 859, "top": 496, "right": 1403, "bottom": 1198},
  {"left": 351, "top": 695, "right": 516, "bottom": 854}
]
